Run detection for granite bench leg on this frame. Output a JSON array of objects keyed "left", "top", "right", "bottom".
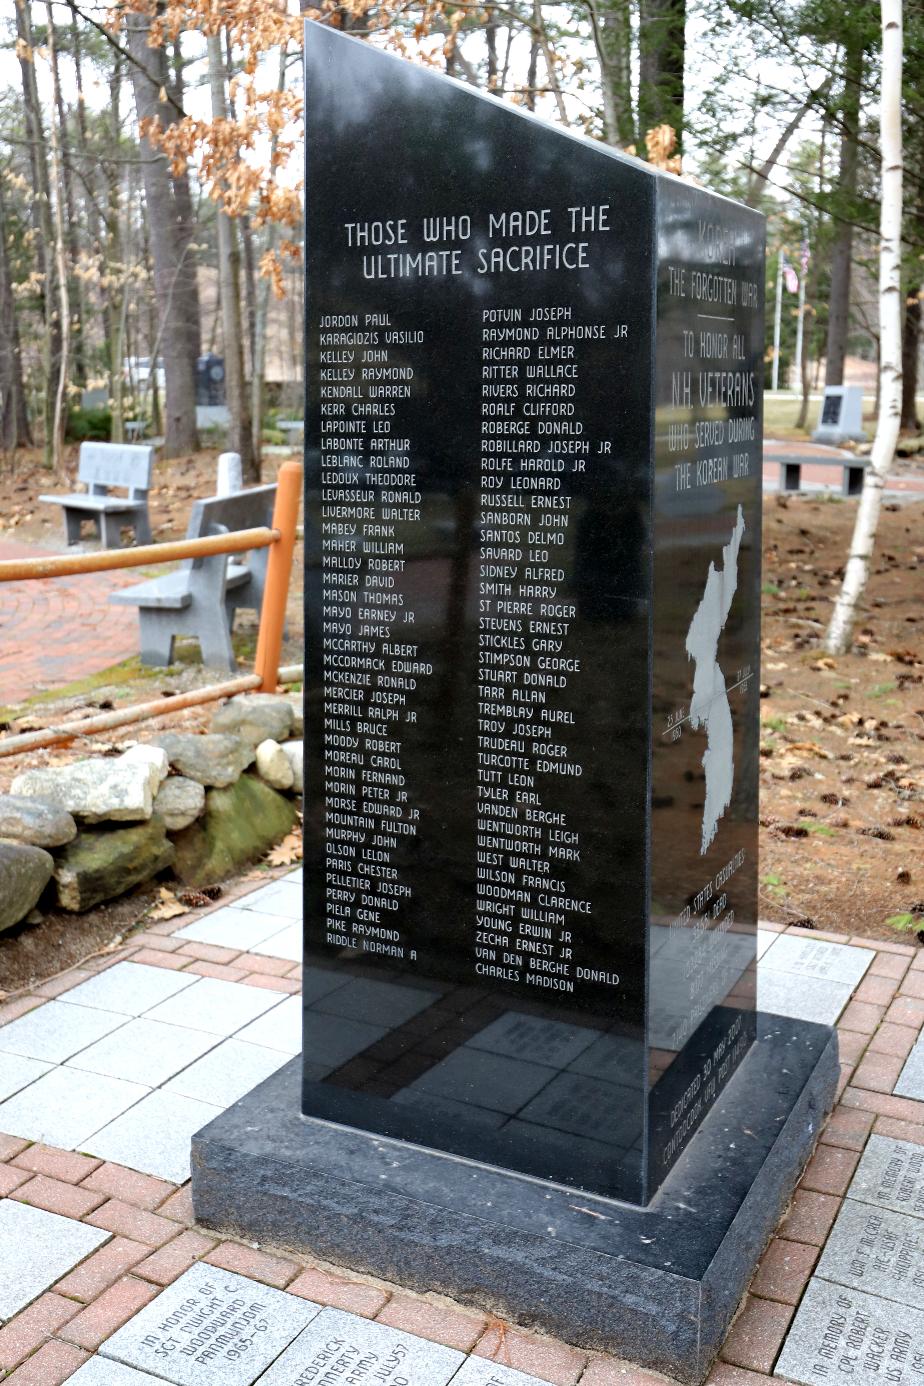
[
  {"left": 137, "top": 611, "right": 176, "bottom": 668},
  {"left": 64, "top": 509, "right": 84, "bottom": 546},
  {"left": 133, "top": 509, "right": 153, "bottom": 544},
  {"left": 100, "top": 511, "right": 125, "bottom": 549},
  {"left": 198, "top": 619, "right": 236, "bottom": 673}
]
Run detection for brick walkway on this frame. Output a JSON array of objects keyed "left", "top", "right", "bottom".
[
  {"left": 0, "top": 540, "right": 139, "bottom": 708},
  {"left": 0, "top": 868, "right": 922, "bottom": 1384}
]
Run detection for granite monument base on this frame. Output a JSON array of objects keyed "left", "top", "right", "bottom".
[{"left": 191, "top": 1016, "right": 838, "bottom": 1385}]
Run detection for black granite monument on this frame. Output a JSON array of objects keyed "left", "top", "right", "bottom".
[{"left": 192, "top": 26, "right": 839, "bottom": 1382}]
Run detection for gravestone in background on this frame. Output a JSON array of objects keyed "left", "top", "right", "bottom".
[
  {"left": 813, "top": 383, "right": 867, "bottom": 443},
  {"left": 192, "top": 26, "right": 840, "bottom": 1383}
]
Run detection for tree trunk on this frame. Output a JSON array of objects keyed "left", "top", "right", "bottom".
[
  {"left": 49, "top": 10, "right": 86, "bottom": 389},
  {"left": 15, "top": 0, "right": 60, "bottom": 467},
  {"left": 590, "top": 0, "right": 634, "bottom": 145},
  {"left": 125, "top": 6, "right": 198, "bottom": 456},
  {"left": 45, "top": 5, "right": 71, "bottom": 472},
  {"left": 824, "top": 38, "right": 864, "bottom": 387},
  {"left": 170, "top": 39, "right": 202, "bottom": 365},
  {"left": 251, "top": 44, "right": 287, "bottom": 467},
  {"left": 525, "top": 34, "right": 539, "bottom": 110},
  {"left": 638, "top": 0, "right": 685, "bottom": 149},
  {"left": 0, "top": 174, "right": 32, "bottom": 451},
  {"left": 105, "top": 56, "right": 126, "bottom": 442},
  {"left": 825, "top": 0, "right": 903, "bottom": 655},
  {"left": 207, "top": 33, "right": 256, "bottom": 482},
  {"left": 900, "top": 286, "right": 921, "bottom": 431}
]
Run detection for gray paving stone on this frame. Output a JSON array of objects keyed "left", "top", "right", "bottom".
[
  {"left": 254, "top": 1306, "right": 464, "bottom": 1386},
  {"left": 0, "top": 1051, "right": 52, "bottom": 1100},
  {"left": 0, "top": 999, "right": 127, "bottom": 1062},
  {"left": 229, "top": 879, "right": 301, "bottom": 918},
  {"left": 0, "top": 1064, "right": 148, "bottom": 1148},
  {"left": 0, "top": 1199, "right": 110, "bottom": 1322},
  {"left": 465, "top": 1012, "right": 596, "bottom": 1068},
  {"left": 407, "top": 1048, "right": 554, "bottom": 1116},
  {"left": 67, "top": 1361, "right": 166, "bottom": 1385},
  {"left": 64, "top": 961, "right": 200, "bottom": 1017},
  {"left": 760, "top": 934, "right": 874, "bottom": 988},
  {"left": 848, "top": 1134, "right": 924, "bottom": 1221},
  {"left": 145, "top": 976, "right": 284, "bottom": 1037},
  {"left": 775, "top": 1277, "right": 924, "bottom": 1385},
  {"left": 249, "top": 923, "right": 301, "bottom": 962},
  {"left": 85, "top": 1088, "right": 223, "bottom": 1183},
  {"left": 895, "top": 1037, "right": 924, "bottom": 1102},
  {"left": 101, "top": 1266, "right": 320, "bottom": 1385},
  {"left": 234, "top": 994, "right": 303, "bottom": 1054},
  {"left": 174, "top": 907, "right": 290, "bottom": 952},
  {"left": 449, "top": 1360, "right": 550, "bottom": 1386},
  {"left": 756, "top": 928, "right": 778, "bottom": 959},
  {"left": 816, "top": 1198, "right": 924, "bottom": 1307},
  {"left": 67, "top": 1018, "right": 220, "bottom": 1087},
  {"left": 757, "top": 969, "right": 852, "bottom": 1025},
  {"left": 165, "top": 1038, "right": 289, "bottom": 1106}
]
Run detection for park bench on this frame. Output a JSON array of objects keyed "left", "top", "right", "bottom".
[
  {"left": 40, "top": 442, "right": 154, "bottom": 547},
  {"left": 767, "top": 452, "right": 868, "bottom": 498},
  {"left": 277, "top": 419, "right": 304, "bottom": 446},
  {"left": 109, "top": 484, "right": 277, "bottom": 671}
]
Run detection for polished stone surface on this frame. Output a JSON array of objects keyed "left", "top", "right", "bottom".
[
  {"left": 0, "top": 1000, "right": 127, "bottom": 1063},
  {"left": 100, "top": 1267, "right": 319, "bottom": 1385},
  {"left": 192, "top": 1016, "right": 837, "bottom": 1385},
  {"left": 816, "top": 1198, "right": 924, "bottom": 1306},
  {"left": 255, "top": 1308, "right": 464, "bottom": 1385},
  {"left": 895, "top": 1035, "right": 924, "bottom": 1102},
  {"left": 848, "top": 1135, "right": 924, "bottom": 1220},
  {"left": 64, "top": 962, "right": 199, "bottom": 1017},
  {"left": 300, "top": 18, "right": 764, "bottom": 1207},
  {"left": 85, "top": 1088, "right": 222, "bottom": 1184},
  {"left": 760, "top": 934, "right": 874, "bottom": 988},
  {"left": 0, "top": 1199, "right": 110, "bottom": 1322},
  {"left": 0, "top": 1064, "right": 148, "bottom": 1149},
  {"left": 775, "top": 1278, "right": 924, "bottom": 1385}
]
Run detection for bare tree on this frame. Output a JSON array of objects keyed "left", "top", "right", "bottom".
[
  {"left": 825, "top": 0, "right": 904, "bottom": 655},
  {"left": 125, "top": 5, "right": 198, "bottom": 456},
  {"left": 0, "top": 171, "right": 33, "bottom": 452}
]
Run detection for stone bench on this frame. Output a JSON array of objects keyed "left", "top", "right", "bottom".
[
  {"left": 40, "top": 441, "right": 154, "bottom": 547},
  {"left": 768, "top": 453, "right": 868, "bottom": 497},
  {"left": 109, "top": 484, "right": 277, "bottom": 671}
]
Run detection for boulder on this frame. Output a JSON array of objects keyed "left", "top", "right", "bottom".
[
  {"left": 0, "top": 795, "right": 77, "bottom": 848},
  {"left": 152, "top": 733, "right": 254, "bottom": 788},
  {"left": 120, "top": 743, "right": 169, "bottom": 789},
  {"left": 54, "top": 818, "right": 175, "bottom": 912},
  {"left": 280, "top": 740, "right": 303, "bottom": 794},
  {"left": 211, "top": 694, "right": 294, "bottom": 746},
  {"left": 0, "top": 843, "right": 54, "bottom": 932},
  {"left": 255, "top": 738, "right": 294, "bottom": 791},
  {"left": 11, "top": 751, "right": 160, "bottom": 823},
  {"left": 282, "top": 693, "right": 304, "bottom": 739},
  {"left": 171, "top": 774, "right": 297, "bottom": 886},
  {"left": 154, "top": 776, "right": 206, "bottom": 831}
]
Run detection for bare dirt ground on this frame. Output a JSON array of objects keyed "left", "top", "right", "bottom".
[{"left": 0, "top": 446, "right": 922, "bottom": 995}]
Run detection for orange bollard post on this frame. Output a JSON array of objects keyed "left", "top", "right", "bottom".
[{"left": 254, "top": 460, "right": 302, "bottom": 693}]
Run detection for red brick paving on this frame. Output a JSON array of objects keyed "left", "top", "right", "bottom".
[
  {"left": 0, "top": 538, "right": 138, "bottom": 705},
  {"left": 1, "top": 885, "right": 924, "bottom": 1386}
]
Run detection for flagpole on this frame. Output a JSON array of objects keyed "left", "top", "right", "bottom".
[
  {"left": 793, "top": 271, "right": 807, "bottom": 386},
  {"left": 772, "top": 246, "right": 784, "bottom": 392}
]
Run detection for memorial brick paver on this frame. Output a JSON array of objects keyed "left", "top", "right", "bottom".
[
  {"left": 0, "top": 1201, "right": 110, "bottom": 1322},
  {"left": 0, "top": 868, "right": 922, "bottom": 1385}
]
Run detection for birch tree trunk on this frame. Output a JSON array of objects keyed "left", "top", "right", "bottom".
[
  {"left": 825, "top": 0, "right": 903, "bottom": 655},
  {"left": 207, "top": 32, "right": 256, "bottom": 482}
]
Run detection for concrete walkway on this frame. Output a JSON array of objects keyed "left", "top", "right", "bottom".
[
  {"left": 0, "top": 540, "right": 138, "bottom": 707},
  {"left": 0, "top": 866, "right": 922, "bottom": 1384}
]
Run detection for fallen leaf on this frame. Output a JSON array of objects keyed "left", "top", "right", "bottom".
[
  {"left": 265, "top": 829, "right": 303, "bottom": 868},
  {"left": 147, "top": 887, "right": 188, "bottom": 921}
]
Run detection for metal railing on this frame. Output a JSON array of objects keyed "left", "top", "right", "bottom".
[{"left": 0, "top": 460, "right": 303, "bottom": 757}]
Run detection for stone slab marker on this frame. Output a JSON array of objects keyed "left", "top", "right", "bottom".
[{"left": 191, "top": 24, "right": 840, "bottom": 1384}]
